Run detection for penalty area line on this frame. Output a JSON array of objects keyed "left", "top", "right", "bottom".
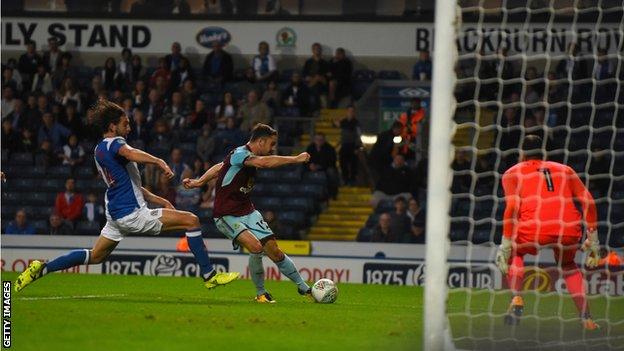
[{"left": 19, "top": 294, "right": 127, "bottom": 301}]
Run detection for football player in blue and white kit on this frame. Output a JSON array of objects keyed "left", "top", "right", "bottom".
[{"left": 15, "top": 99, "right": 239, "bottom": 292}]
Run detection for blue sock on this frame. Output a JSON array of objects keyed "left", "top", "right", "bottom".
[
  {"left": 249, "top": 253, "right": 266, "bottom": 295},
  {"left": 275, "top": 254, "right": 309, "bottom": 292},
  {"left": 44, "top": 249, "right": 90, "bottom": 274},
  {"left": 186, "top": 229, "right": 214, "bottom": 280}
]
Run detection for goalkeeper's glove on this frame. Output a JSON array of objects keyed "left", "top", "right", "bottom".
[
  {"left": 495, "top": 237, "right": 513, "bottom": 275},
  {"left": 581, "top": 229, "right": 600, "bottom": 269}
]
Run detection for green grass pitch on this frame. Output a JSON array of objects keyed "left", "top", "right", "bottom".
[{"left": 3, "top": 272, "right": 623, "bottom": 351}]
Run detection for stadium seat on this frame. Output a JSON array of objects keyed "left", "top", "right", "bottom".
[
  {"left": 375, "top": 199, "right": 394, "bottom": 214},
  {"left": 302, "top": 171, "right": 327, "bottom": 185},
  {"left": 257, "top": 169, "right": 278, "bottom": 182},
  {"left": 366, "top": 213, "right": 380, "bottom": 227},
  {"left": 2, "top": 192, "right": 23, "bottom": 205},
  {"left": 279, "top": 69, "right": 295, "bottom": 82},
  {"left": 252, "top": 183, "right": 270, "bottom": 196},
  {"left": 9, "top": 152, "right": 33, "bottom": 166},
  {"left": 272, "top": 183, "right": 294, "bottom": 196},
  {"left": 76, "top": 221, "right": 101, "bottom": 236},
  {"left": 1, "top": 149, "right": 8, "bottom": 164},
  {"left": 25, "top": 192, "right": 56, "bottom": 206},
  {"left": 254, "top": 197, "right": 281, "bottom": 211},
  {"left": 283, "top": 197, "right": 314, "bottom": 213},
  {"left": 47, "top": 166, "right": 72, "bottom": 179},
  {"left": 76, "top": 166, "right": 96, "bottom": 179},
  {"left": 357, "top": 227, "right": 374, "bottom": 241},
  {"left": 277, "top": 211, "right": 306, "bottom": 227},
  {"left": 29, "top": 206, "right": 54, "bottom": 220},
  {"left": 377, "top": 70, "right": 402, "bottom": 80},
  {"left": 7, "top": 178, "right": 36, "bottom": 191},
  {"left": 471, "top": 228, "right": 492, "bottom": 244},
  {"left": 353, "top": 69, "right": 376, "bottom": 82},
  {"left": 296, "top": 184, "right": 327, "bottom": 200},
  {"left": 31, "top": 220, "right": 48, "bottom": 233},
  {"left": 41, "top": 179, "right": 66, "bottom": 191},
  {"left": 1, "top": 205, "right": 17, "bottom": 220}
]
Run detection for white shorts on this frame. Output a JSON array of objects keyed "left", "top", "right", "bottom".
[{"left": 101, "top": 206, "right": 163, "bottom": 242}]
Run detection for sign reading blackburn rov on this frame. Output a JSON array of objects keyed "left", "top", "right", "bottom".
[{"left": 196, "top": 27, "right": 231, "bottom": 48}]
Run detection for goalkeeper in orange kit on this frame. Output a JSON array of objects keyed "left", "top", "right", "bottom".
[{"left": 496, "top": 135, "right": 600, "bottom": 330}]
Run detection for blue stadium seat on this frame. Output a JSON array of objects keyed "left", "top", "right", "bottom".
[
  {"left": 7, "top": 178, "right": 36, "bottom": 191},
  {"left": 1, "top": 205, "right": 17, "bottom": 220},
  {"left": 302, "top": 171, "right": 327, "bottom": 185},
  {"left": 277, "top": 211, "right": 306, "bottom": 227},
  {"left": 25, "top": 192, "right": 56, "bottom": 206},
  {"left": 252, "top": 183, "right": 270, "bottom": 196},
  {"left": 353, "top": 69, "right": 376, "bottom": 82},
  {"left": 357, "top": 227, "right": 374, "bottom": 241},
  {"left": 47, "top": 166, "right": 72, "bottom": 179},
  {"left": 2, "top": 192, "right": 23, "bottom": 205},
  {"left": 31, "top": 220, "right": 48, "bottom": 233},
  {"left": 254, "top": 197, "right": 281, "bottom": 211},
  {"left": 283, "top": 197, "right": 314, "bottom": 213},
  {"left": 76, "top": 166, "right": 96, "bottom": 179},
  {"left": 450, "top": 199, "right": 471, "bottom": 217},
  {"left": 76, "top": 221, "right": 101, "bottom": 236},
  {"left": 9, "top": 152, "right": 33, "bottom": 166},
  {"left": 297, "top": 184, "right": 327, "bottom": 199},
  {"left": 41, "top": 179, "right": 65, "bottom": 191},
  {"left": 366, "top": 213, "right": 380, "bottom": 227},
  {"left": 272, "top": 183, "right": 294, "bottom": 196},
  {"left": 277, "top": 166, "right": 302, "bottom": 183},
  {"left": 471, "top": 229, "right": 492, "bottom": 244},
  {"left": 257, "top": 169, "right": 278, "bottom": 182},
  {"left": 1, "top": 149, "right": 8, "bottom": 164},
  {"left": 377, "top": 70, "right": 402, "bottom": 80},
  {"left": 29, "top": 206, "right": 54, "bottom": 220}
]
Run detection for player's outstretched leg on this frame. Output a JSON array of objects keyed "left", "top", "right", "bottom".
[
  {"left": 556, "top": 246, "right": 599, "bottom": 330},
  {"left": 263, "top": 238, "right": 311, "bottom": 299},
  {"left": 15, "top": 235, "right": 118, "bottom": 292},
  {"left": 237, "top": 231, "right": 275, "bottom": 303},
  {"left": 160, "top": 209, "right": 239, "bottom": 289},
  {"left": 504, "top": 255, "right": 525, "bottom": 325}
]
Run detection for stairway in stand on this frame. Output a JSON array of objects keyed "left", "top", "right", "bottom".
[{"left": 299, "top": 109, "right": 373, "bottom": 241}]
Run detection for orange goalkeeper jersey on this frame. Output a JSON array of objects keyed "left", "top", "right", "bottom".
[{"left": 501, "top": 160, "right": 597, "bottom": 238}]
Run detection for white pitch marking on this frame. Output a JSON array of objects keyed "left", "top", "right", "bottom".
[{"left": 19, "top": 294, "right": 127, "bottom": 301}]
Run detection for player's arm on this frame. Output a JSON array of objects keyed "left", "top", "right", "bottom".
[
  {"left": 141, "top": 187, "right": 174, "bottom": 209},
  {"left": 118, "top": 144, "right": 174, "bottom": 179},
  {"left": 568, "top": 167, "right": 600, "bottom": 268},
  {"left": 183, "top": 162, "right": 223, "bottom": 189},
  {"left": 244, "top": 152, "right": 310, "bottom": 169},
  {"left": 496, "top": 171, "right": 519, "bottom": 274}
]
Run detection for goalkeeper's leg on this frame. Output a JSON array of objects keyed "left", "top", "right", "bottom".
[
  {"left": 554, "top": 240, "right": 599, "bottom": 330},
  {"left": 504, "top": 254, "right": 526, "bottom": 325}
]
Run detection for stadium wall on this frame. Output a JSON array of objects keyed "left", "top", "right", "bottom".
[
  {"left": 3, "top": 18, "right": 622, "bottom": 77},
  {"left": 2, "top": 236, "right": 622, "bottom": 295}
]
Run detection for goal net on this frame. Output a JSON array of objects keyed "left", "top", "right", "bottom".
[{"left": 425, "top": 0, "right": 624, "bottom": 350}]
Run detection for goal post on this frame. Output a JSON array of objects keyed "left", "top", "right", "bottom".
[{"left": 424, "top": 0, "right": 458, "bottom": 350}]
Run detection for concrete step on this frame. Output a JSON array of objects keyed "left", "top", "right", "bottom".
[
  {"left": 324, "top": 207, "right": 373, "bottom": 215},
  {"left": 316, "top": 219, "right": 365, "bottom": 227},
  {"left": 317, "top": 213, "right": 370, "bottom": 221},
  {"left": 309, "top": 227, "right": 360, "bottom": 236}
]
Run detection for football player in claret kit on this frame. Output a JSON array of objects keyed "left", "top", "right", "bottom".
[
  {"left": 184, "top": 123, "right": 313, "bottom": 303},
  {"left": 15, "top": 99, "right": 239, "bottom": 292},
  {"left": 496, "top": 135, "right": 600, "bottom": 330}
]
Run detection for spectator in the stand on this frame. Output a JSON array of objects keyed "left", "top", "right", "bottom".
[
  {"left": 451, "top": 149, "right": 472, "bottom": 192},
  {"left": 412, "top": 50, "right": 432, "bottom": 81},
  {"left": 150, "top": 57, "right": 172, "bottom": 89},
  {"left": 215, "top": 91, "right": 237, "bottom": 129},
  {"left": 252, "top": 41, "right": 277, "bottom": 83},
  {"left": 30, "top": 63, "right": 53, "bottom": 94},
  {"left": 5, "top": 209, "right": 36, "bottom": 235},
  {"left": 127, "top": 108, "right": 150, "bottom": 148},
  {"left": 60, "top": 102, "right": 81, "bottom": 137},
  {"left": 130, "top": 0, "right": 148, "bottom": 13},
  {"left": 35, "top": 140, "right": 58, "bottom": 167},
  {"left": 5, "top": 99, "right": 25, "bottom": 131},
  {"left": 398, "top": 97, "right": 425, "bottom": 158},
  {"left": 144, "top": 89, "right": 164, "bottom": 125},
  {"left": 3, "top": 67, "right": 22, "bottom": 93},
  {"left": 149, "top": 119, "right": 173, "bottom": 153},
  {"left": 43, "top": 37, "right": 63, "bottom": 73},
  {"left": 101, "top": 57, "right": 121, "bottom": 92},
  {"left": 556, "top": 42, "right": 588, "bottom": 80},
  {"left": 52, "top": 52, "right": 74, "bottom": 89},
  {"left": 130, "top": 55, "right": 146, "bottom": 83},
  {"left": 54, "top": 178, "right": 84, "bottom": 223},
  {"left": 371, "top": 154, "right": 414, "bottom": 207},
  {"left": 38, "top": 112, "right": 71, "bottom": 150},
  {"left": 334, "top": 106, "right": 361, "bottom": 185},
  {"left": 588, "top": 148, "right": 611, "bottom": 194},
  {"left": 303, "top": 42, "right": 329, "bottom": 108},
  {"left": 163, "top": 91, "right": 189, "bottom": 129},
  {"left": 369, "top": 121, "right": 402, "bottom": 175},
  {"left": 1, "top": 119, "right": 20, "bottom": 152},
  {"left": 48, "top": 212, "right": 74, "bottom": 235},
  {"left": 197, "top": 124, "right": 216, "bottom": 162},
  {"left": 407, "top": 198, "right": 426, "bottom": 243},
  {"left": 59, "top": 134, "right": 85, "bottom": 166},
  {"left": 172, "top": 1, "right": 191, "bottom": 16},
  {"left": 175, "top": 168, "right": 201, "bottom": 212},
  {"left": 18, "top": 41, "right": 42, "bottom": 87},
  {"left": 60, "top": 78, "right": 82, "bottom": 112},
  {"left": 1, "top": 86, "right": 16, "bottom": 119},
  {"left": 132, "top": 79, "right": 148, "bottom": 109},
  {"left": 369, "top": 213, "right": 399, "bottom": 243},
  {"left": 17, "top": 128, "right": 37, "bottom": 153},
  {"left": 83, "top": 192, "right": 105, "bottom": 225},
  {"left": 262, "top": 80, "right": 281, "bottom": 113},
  {"left": 154, "top": 172, "right": 176, "bottom": 206},
  {"left": 23, "top": 95, "right": 41, "bottom": 130},
  {"left": 217, "top": 117, "right": 247, "bottom": 158},
  {"left": 165, "top": 42, "right": 186, "bottom": 72},
  {"left": 188, "top": 99, "right": 211, "bottom": 130},
  {"left": 153, "top": 76, "right": 169, "bottom": 98},
  {"left": 306, "top": 133, "right": 338, "bottom": 199},
  {"left": 181, "top": 79, "right": 199, "bottom": 111},
  {"left": 203, "top": 41, "right": 234, "bottom": 84},
  {"left": 281, "top": 72, "right": 310, "bottom": 116},
  {"left": 171, "top": 57, "right": 194, "bottom": 90},
  {"left": 594, "top": 48, "right": 616, "bottom": 103},
  {"left": 389, "top": 196, "right": 412, "bottom": 241},
  {"left": 85, "top": 75, "right": 104, "bottom": 108},
  {"left": 238, "top": 90, "right": 271, "bottom": 132},
  {"left": 4, "top": 59, "right": 23, "bottom": 88},
  {"left": 117, "top": 48, "right": 133, "bottom": 87},
  {"left": 328, "top": 47, "right": 353, "bottom": 108},
  {"left": 169, "top": 148, "right": 191, "bottom": 183}
]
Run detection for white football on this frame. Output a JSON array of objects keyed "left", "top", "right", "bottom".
[{"left": 311, "top": 278, "right": 338, "bottom": 303}]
